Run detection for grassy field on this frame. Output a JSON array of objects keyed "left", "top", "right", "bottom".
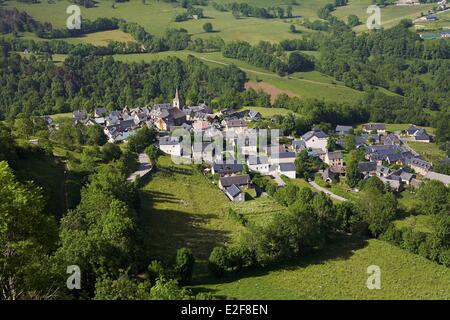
[
  {"left": 333, "top": 0, "right": 436, "bottom": 32},
  {"left": 231, "top": 195, "right": 287, "bottom": 227},
  {"left": 114, "top": 50, "right": 365, "bottom": 104},
  {"left": 62, "top": 30, "right": 135, "bottom": 46},
  {"left": 385, "top": 123, "right": 435, "bottom": 135},
  {"left": 394, "top": 214, "right": 435, "bottom": 234},
  {"left": 238, "top": 106, "right": 293, "bottom": 118},
  {"left": 139, "top": 155, "right": 244, "bottom": 261},
  {"left": 406, "top": 141, "right": 446, "bottom": 164},
  {"left": 192, "top": 237, "right": 450, "bottom": 299},
  {"left": 5, "top": 0, "right": 434, "bottom": 44}
]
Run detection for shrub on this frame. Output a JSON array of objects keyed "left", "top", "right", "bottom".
[
  {"left": 208, "top": 246, "right": 229, "bottom": 277},
  {"left": 173, "top": 248, "right": 195, "bottom": 285}
]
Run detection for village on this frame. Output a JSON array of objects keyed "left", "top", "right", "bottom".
[{"left": 64, "top": 90, "right": 450, "bottom": 203}]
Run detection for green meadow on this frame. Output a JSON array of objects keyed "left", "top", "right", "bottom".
[{"left": 192, "top": 237, "right": 450, "bottom": 300}]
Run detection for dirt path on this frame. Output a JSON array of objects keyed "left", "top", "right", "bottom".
[
  {"left": 198, "top": 56, "right": 350, "bottom": 89},
  {"left": 309, "top": 181, "right": 348, "bottom": 202}
]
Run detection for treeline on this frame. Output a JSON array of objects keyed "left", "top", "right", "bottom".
[
  {"left": 318, "top": 21, "right": 450, "bottom": 113},
  {"left": 0, "top": 8, "right": 120, "bottom": 39},
  {"left": 223, "top": 41, "right": 315, "bottom": 75},
  {"left": 381, "top": 180, "right": 449, "bottom": 266},
  {"left": 207, "top": 176, "right": 404, "bottom": 277},
  {"left": 0, "top": 151, "right": 208, "bottom": 299},
  {"left": 0, "top": 49, "right": 246, "bottom": 119},
  {"left": 215, "top": 2, "right": 295, "bottom": 19}
]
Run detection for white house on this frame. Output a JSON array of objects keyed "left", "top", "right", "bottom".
[
  {"left": 159, "top": 136, "right": 182, "bottom": 157},
  {"left": 278, "top": 163, "right": 296, "bottom": 179},
  {"left": 269, "top": 151, "right": 296, "bottom": 165},
  {"left": 247, "top": 156, "right": 270, "bottom": 174},
  {"left": 301, "top": 129, "right": 328, "bottom": 152}
]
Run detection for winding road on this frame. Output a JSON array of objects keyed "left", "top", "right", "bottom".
[{"left": 308, "top": 181, "right": 348, "bottom": 202}]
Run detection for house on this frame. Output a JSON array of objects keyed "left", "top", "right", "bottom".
[
  {"left": 292, "top": 139, "right": 307, "bottom": 153},
  {"left": 248, "top": 110, "right": 262, "bottom": 121},
  {"left": 94, "top": 107, "right": 107, "bottom": 118},
  {"left": 269, "top": 151, "right": 296, "bottom": 165},
  {"left": 394, "top": 169, "right": 415, "bottom": 185},
  {"left": 225, "top": 184, "right": 245, "bottom": 202},
  {"left": 441, "top": 31, "right": 450, "bottom": 38},
  {"left": 375, "top": 165, "right": 392, "bottom": 179},
  {"left": 224, "top": 119, "right": 248, "bottom": 132},
  {"left": 358, "top": 162, "right": 377, "bottom": 178},
  {"left": 72, "top": 110, "right": 86, "bottom": 124},
  {"left": 362, "top": 123, "right": 386, "bottom": 134},
  {"left": 94, "top": 117, "right": 106, "bottom": 126},
  {"left": 219, "top": 175, "right": 251, "bottom": 190},
  {"left": 383, "top": 134, "right": 402, "bottom": 146},
  {"left": 324, "top": 151, "right": 344, "bottom": 168},
  {"left": 159, "top": 136, "right": 182, "bottom": 156},
  {"left": 247, "top": 156, "right": 270, "bottom": 174},
  {"left": 360, "top": 133, "right": 381, "bottom": 145},
  {"left": 380, "top": 176, "right": 402, "bottom": 192},
  {"left": 212, "top": 161, "right": 244, "bottom": 175},
  {"left": 320, "top": 168, "right": 339, "bottom": 183},
  {"left": 301, "top": 128, "right": 328, "bottom": 152},
  {"left": 193, "top": 141, "right": 217, "bottom": 164},
  {"left": 426, "top": 15, "right": 438, "bottom": 21},
  {"left": 193, "top": 120, "right": 210, "bottom": 132},
  {"left": 424, "top": 171, "right": 450, "bottom": 187},
  {"left": 335, "top": 125, "right": 353, "bottom": 135},
  {"left": 405, "top": 157, "right": 433, "bottom": 175},
  {"left": 134, "top": 113, "right": 147, "bottom": 126},
  {"left": 413, "top": 129, "right": 431, "bottom": 143},
  {"left": 406, "top": 125, "right": 420, "bottom": 136},
  {"left": 278, "top": 162, "right": 296, "bottom": 179}
]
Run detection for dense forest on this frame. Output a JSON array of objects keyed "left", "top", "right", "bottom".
[{"left": 0, "top": 48, "right": 246, "bottom": 118}]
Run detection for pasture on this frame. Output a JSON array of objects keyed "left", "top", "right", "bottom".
[{"left": 192, "top": 237, "right": 450, "bottom": 299}]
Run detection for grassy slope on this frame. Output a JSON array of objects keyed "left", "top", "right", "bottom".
[
  {"left": 139, "top": 155, "right": 244, "bottom": 261},
  {"left": 406, "top": 141, "right": 447, "bottom": 164},
  {"left": 114, "top": 50, "right": 365, "bottom": 104},
  {"left": 333, "top": 0, "right": 436, "bottom": 32},
  {"left": 13, "top": 151, "right": 67, "bottom": 219},
  {"left": 192, "top": 237, "right": 450, "bottom": 300}
]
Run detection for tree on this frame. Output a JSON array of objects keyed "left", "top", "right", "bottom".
[
  {"left": 357, "top": 187, "right": 398, "bottom": 237},
  {"left": 102, "top": 142, "right": 122, "bottom": 161},
  {"left": 416, "top": 180, "right": 449, "bottom": 216},
  {"left": 346, "top": 151, "right": 361, "bottom": 188},
  {"left": 86, "top": 125, "right": 107, "bottom": 146},
  {"left": 347, "top": 14, "right": 360, "bottom": 27},
  {"left": 202, "top": 22, "right": 213, "bottom": 33},
  {"left": 173, "top": 248, "right": 195, "bottom": 285},
  {"left": 289, "top": 24, "right": 297, "bottom": 33},
  {"left": 0, "top": 161, "right": 59, "bottom": 300},
  {"left": 208, "top": 246, "right": 229, "bottom": 277},
  {"left": 145, "top": 144, "right": 159, "bottom": 165},
  {"left": 94, "top": 274, "right": 151, "bottom": 300}
]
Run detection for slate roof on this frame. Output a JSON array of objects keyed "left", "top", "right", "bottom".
[
  {"left": 279, "top": 163, "right": 296, "bottom": 172},
  {"left": 226, "top": 119, "right": 247, "bottom": 128},
  {"left": 220, "top": 175, "right": 250, "bottom": 188},
  {"left": 358, "top": 162, "right": 377, "bottom": 173},
  {"left": 327, "top": 151, "right": 343, "bottom": 160},
  {"left": 248, "top": 156, "right": 269, "bottom": 165},
  {"left": 302, "top": 129, "right": 328, "bottom": 141},
  {"left": 213, "top": 162, "right": 244, "bottom": 174},
  {"left": 335, "top": 125, "right": 353, "bottom": 134},
  {"left": 363, "top": 123, "right": 385, "bottom": 131},
  {"left": 405, "top": 158, "right": 433, "bottom": 170},
  {"left": 226, "top": 184, "right": 242, "bottom": 198}
]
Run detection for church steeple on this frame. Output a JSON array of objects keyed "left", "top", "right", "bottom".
[{"left": 173, "top": 88, "right": 181, "bottom": 109}]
